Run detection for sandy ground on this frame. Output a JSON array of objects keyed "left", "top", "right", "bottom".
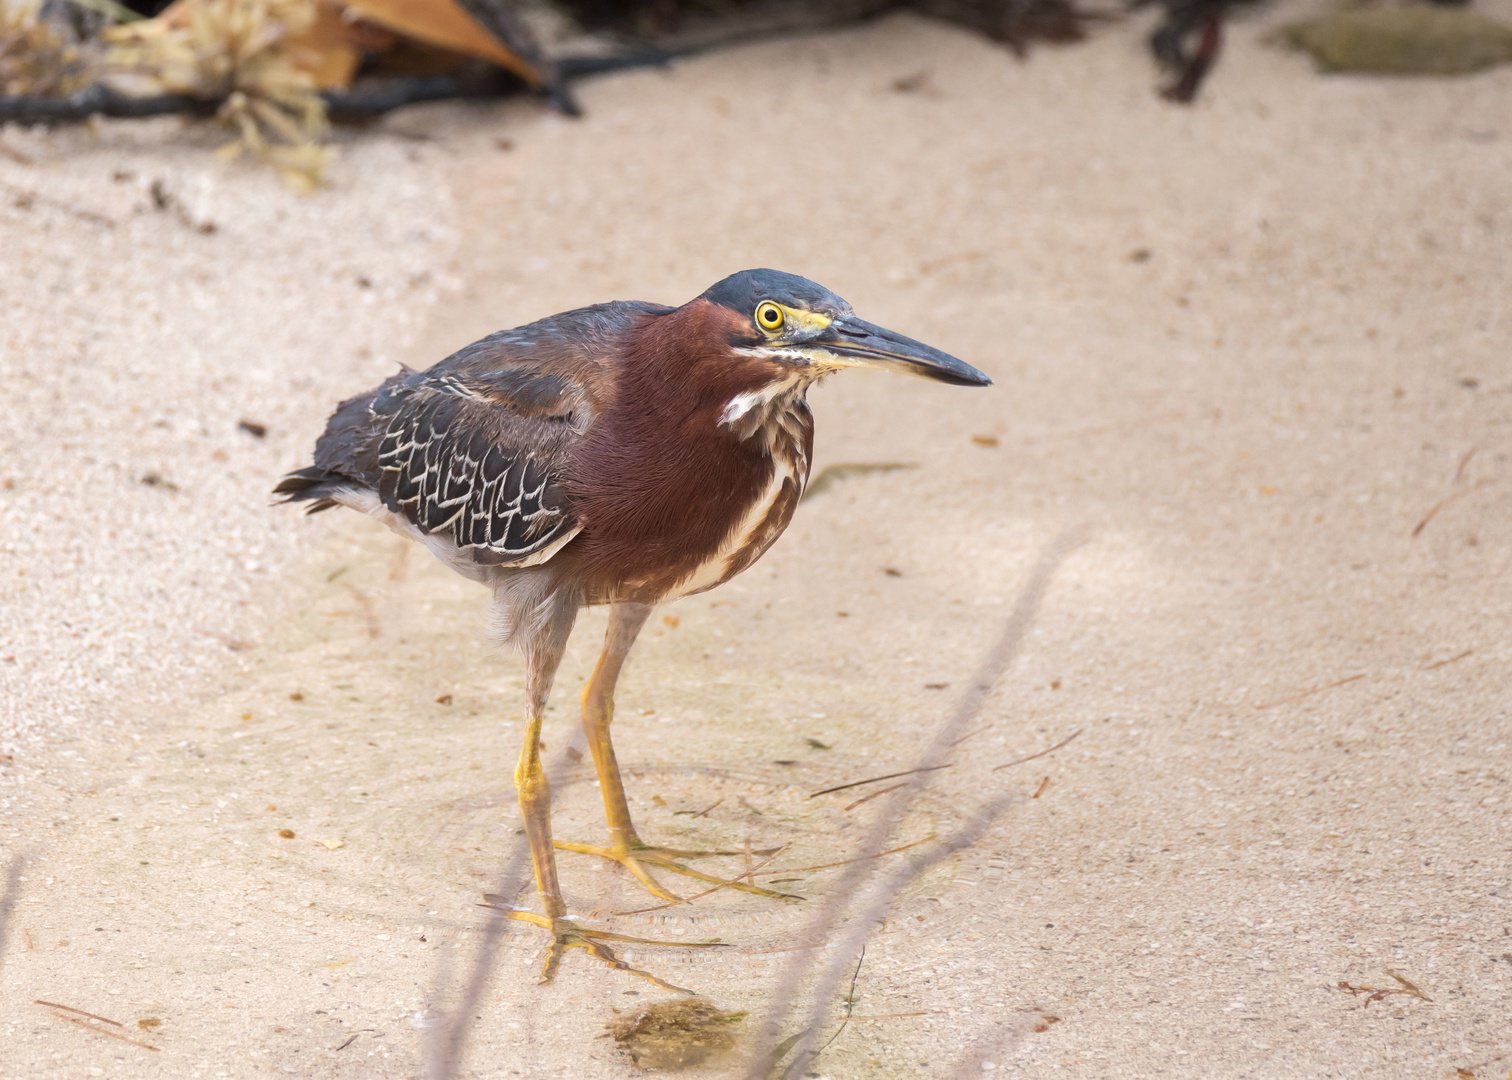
[{"left": 3, "top": 8, "right": 1511, "bottom": 1079}]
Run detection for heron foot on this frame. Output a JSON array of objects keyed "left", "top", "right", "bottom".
[
  {"left": 554, "top": 840, "right": 801, "bottom": 904},
  {"left": 482, "top": 899, "right": 724, "bottom": 992}
]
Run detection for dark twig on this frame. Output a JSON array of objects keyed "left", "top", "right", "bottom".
[
  {"left": 817, "top": 946, "right": 865, "bottom": 1054},
  {"left": 948, "top": 721, "right": 995, "bottom": 747},
  {"left": 33, "top": 1000, "right": 120, "bottom": 1026},
  {"left": 809, "top": 764, "right": 952, "bottom": 798},
  {"left": 0, "top": 84, "right": 220, "bottom": 123},
  {"left": 1454, "top": 446, "right": 1477, "bottom": 485},
  {"left": 35, "top": 1002, "right": 160, "bottom": 1051}
]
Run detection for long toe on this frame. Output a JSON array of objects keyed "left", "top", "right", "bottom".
[
  {"left": 554, "top": 841, "right": 803, "bottom": 904},
  {"left": 482, "top": 901, "right": 724, "bottom": 993}
]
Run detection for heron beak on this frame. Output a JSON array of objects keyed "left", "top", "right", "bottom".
[{"left": 810, "top": 316, "right": 992, "bottom": 387}]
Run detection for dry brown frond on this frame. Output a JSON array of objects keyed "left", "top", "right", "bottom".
[
  {"left": 0, "top": 0, "right": 93, "bottom": 96},
  {"left": 105, "top": 0, "right": 330, "bottom": 189}
]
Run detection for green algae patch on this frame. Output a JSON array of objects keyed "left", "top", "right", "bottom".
[
  {"left": 1284, "top": 7, "right": 1512, "bottom": 75},
  {"left": 607, "top": 997, "right": 748, "bottom": 1071}
]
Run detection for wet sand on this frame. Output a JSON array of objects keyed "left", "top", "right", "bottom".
[{"left": 3, "top": 9, "right": 1511, "bottom": 1079}]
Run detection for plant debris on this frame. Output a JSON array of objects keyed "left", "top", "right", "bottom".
[
  {"left": 0, "top": 0, "right": 92, "bottom": 96},
  {"left": 1252, "top": 672, "right": 1365, "bottom": 711},
  {"left": 1337, "top": 970, "right": 1432, "bottom": 1006},
  {"left": 606, "top": 997, "right": 746, "bottom": 1071},
  {"left": 2, "top": 0, "right": 554, "bottom": 184},
  {"left": 34, "top": 1000, "right": 160, "bottom": 1052},
  {"left": 990, "top": 728, "right": 1080, "bottom": 771},
  {"left": 103, "top": 0, "right": 334, "bottom": 190}
]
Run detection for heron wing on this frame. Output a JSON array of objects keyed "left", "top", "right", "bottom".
[
  {"left": 371, "top": 365, "right": 586, "bottom": 567},
  {"left": 289, "top": 301, "right": 662, "bottom": 567}
]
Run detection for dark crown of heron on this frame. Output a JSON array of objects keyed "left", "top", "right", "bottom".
[{"left": 699, "top": 269, "right": 854, "bottom": 362}]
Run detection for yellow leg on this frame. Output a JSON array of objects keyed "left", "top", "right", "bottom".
[
  {"left": 502, "top": 599, "right": 722, "bottom": 990},
  {"left": 555, "top": 603, "right": 797, "bottom": 904},
  {"left": 514, "top": 700, "right": 564, "bottom": 920}
]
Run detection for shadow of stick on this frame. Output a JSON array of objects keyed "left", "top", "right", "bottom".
[
  {"left": 423, "top": 732, "right": 587, "bottom": 1080},
  {"left": 748, "top": 525, "right": 1092, "bottom": 1078},
  {"left": 0, "top": 853, "right": 24, "bottom": 972}
]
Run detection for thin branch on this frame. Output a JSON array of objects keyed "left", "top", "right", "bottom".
[{"left": 843, "top": 782, "right": 907, "bottom": 812}]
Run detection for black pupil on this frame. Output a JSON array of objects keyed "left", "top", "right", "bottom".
[{"left": 762, "top": 306, "right": 778, "bottom": 325}]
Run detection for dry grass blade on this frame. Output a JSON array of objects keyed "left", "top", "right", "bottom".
[
  {"left": 1253, "top": 672, "right": 1365, "bottom": 711},
  {"left": 33, "top": 999, "right": 122, "bottom": 1026},
  {"left": 842, "top": 782, "right": 907, "bottom": 812},
  {"left": 1411, "top": 479, "right": 1494, "bottom": 538},
  {"left": 991, "top": 728, "right": 1081, "bottom": 771},
  {"left": 35, "top": 1001, "right": 160, "bottom": 1051},
  {"left": 1336, "top": 969, "right": 1432, "bottom": 1006},
  {"left": 1422, "top": 648, "right": 1474, "bottom": 671}
]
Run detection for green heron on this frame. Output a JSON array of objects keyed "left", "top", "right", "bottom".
[{"left": 276, "top": 269, "right": 989, "bottom": 988}]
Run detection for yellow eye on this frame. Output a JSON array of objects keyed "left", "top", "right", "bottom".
[{"left": 755, "top": 302, "right": 784, "bottom": 331}]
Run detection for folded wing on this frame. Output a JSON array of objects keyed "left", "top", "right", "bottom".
[{"left": 276, "top": 302, "right": 661, "bottom": 569}]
